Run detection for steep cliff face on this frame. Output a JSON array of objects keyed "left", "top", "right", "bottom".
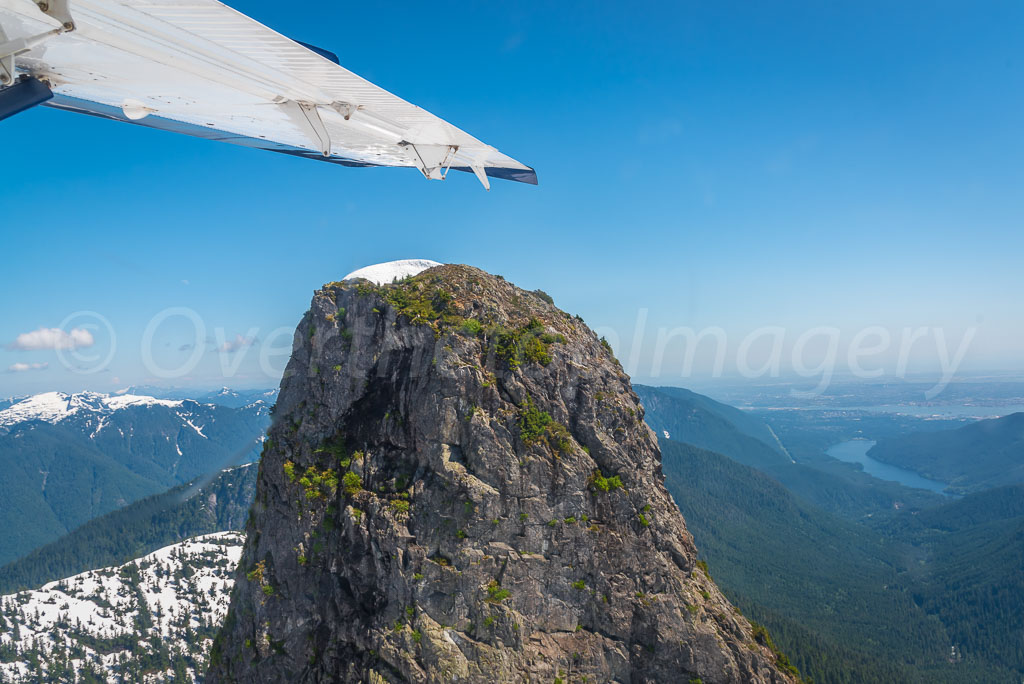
[{"left": 209, "top": 265, "right": 796, "bottom": 683}]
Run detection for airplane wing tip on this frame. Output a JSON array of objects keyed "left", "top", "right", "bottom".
[
  {"left": 454, "top": 164, "right": 537, "bottom": 186},
  {"left": 291, "top": 39, "right": 341, "bottom": 66},
  {"left": 488, "top": 165, "right": 538, "bottom": 186}
]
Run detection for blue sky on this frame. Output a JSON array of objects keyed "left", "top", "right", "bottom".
[{"left": 2, "top": 1, "right": 1023, "bottom": 396}]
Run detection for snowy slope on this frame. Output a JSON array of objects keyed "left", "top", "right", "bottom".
[
  {"left": 0, "top": 532, "right": 243, "bottom": 682},
  {"left": 0, "top": 391, "right": 182, "bottom": 431},
  {"left": 342, "top": 258, "right": 442, "bottom": 285},
  {"left": 0, "top": 391, "right": 271, "bottom": 445}
]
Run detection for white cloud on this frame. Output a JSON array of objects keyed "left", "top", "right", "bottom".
[
  {"left": 8, "top": 327, "right": 94, "bottom": 351},
  {"left": 218, "top": 334, "right": 257, "bottom": 353},
  {"left": 8, "top": 362, "right": 49, "bottom": 373}
]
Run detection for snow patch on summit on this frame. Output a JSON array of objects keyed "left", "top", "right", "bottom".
[
  {"left": 103, "top": 395, "right": 181, "bottom": 411},
  {"left": 342, "top": 259, "right": 442, "bottom": 286}
]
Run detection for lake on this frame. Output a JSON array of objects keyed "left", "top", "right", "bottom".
[{"left": 826, "top": 439, "right": 953, "bottom": 496}]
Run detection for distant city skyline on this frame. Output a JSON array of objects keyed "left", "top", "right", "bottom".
[{"left": 3, "top": 1, "right": 1023, "bottom": 396}]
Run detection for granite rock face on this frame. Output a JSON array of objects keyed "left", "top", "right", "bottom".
[{"left": 208, "top": 265, "right": 796, "bottom": 683}]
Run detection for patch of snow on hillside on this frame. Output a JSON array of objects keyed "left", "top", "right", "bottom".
[
  {"left": 342, "top": 259, "right": 442, "bottom": 285},
  {"left": 90, "top": 416, "right": 109, "bottom": 438},
  {"left": 0, "top": 532, "right": 243, "bottom": 683},
  {"left": 181, "top": 416, "right": 207, "bottom": 438}
]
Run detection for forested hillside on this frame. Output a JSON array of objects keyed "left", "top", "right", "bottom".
[
  {"left": 638, "top": 385, "right": 944, "bottom": 520},
  {"left": 0, "top": 394, "right": 268, "bottom": 564},
  {"left": 869, "top": 412, "right": 1024, "bottom": 493},
  {"left": 0, "top": 464, "right": 256, "bottom": 594},
  {"left": 869, "top": 484, "right": 1024, "bottom": 675},
  {"left": 660, "top": 440, "right": 972, "bottom": 683},
  {"left": 659, "top": 436, "right": 1024, "bottom": 682}
]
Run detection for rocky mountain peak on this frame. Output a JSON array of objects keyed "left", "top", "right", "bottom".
[{"left": 208, "top": 264, "right": 796, "bottom": 683}]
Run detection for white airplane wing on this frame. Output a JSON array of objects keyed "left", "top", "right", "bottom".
[{"left": 0, "top": 0, "right": 536, "bottom": 188}]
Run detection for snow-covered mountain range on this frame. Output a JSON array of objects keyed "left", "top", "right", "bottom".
[
  {"left": 112, "top": 386, "right": 279, "bottom": 409},
  {"left": 194, "top": 387, "right": 278, "bottom": 409},
  {"left": 0, "top": 391, "right": 183, "bottom": 432},
  {"left": 0, "top": 532, "right": 242, "bottom": 682},
  {"left": 0, "top": 390, "right": 271, "bottom": 435}
]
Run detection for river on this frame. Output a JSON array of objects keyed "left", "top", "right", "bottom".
[{"left": 826, "top": 439, "right": 953, "bottom": 496}]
